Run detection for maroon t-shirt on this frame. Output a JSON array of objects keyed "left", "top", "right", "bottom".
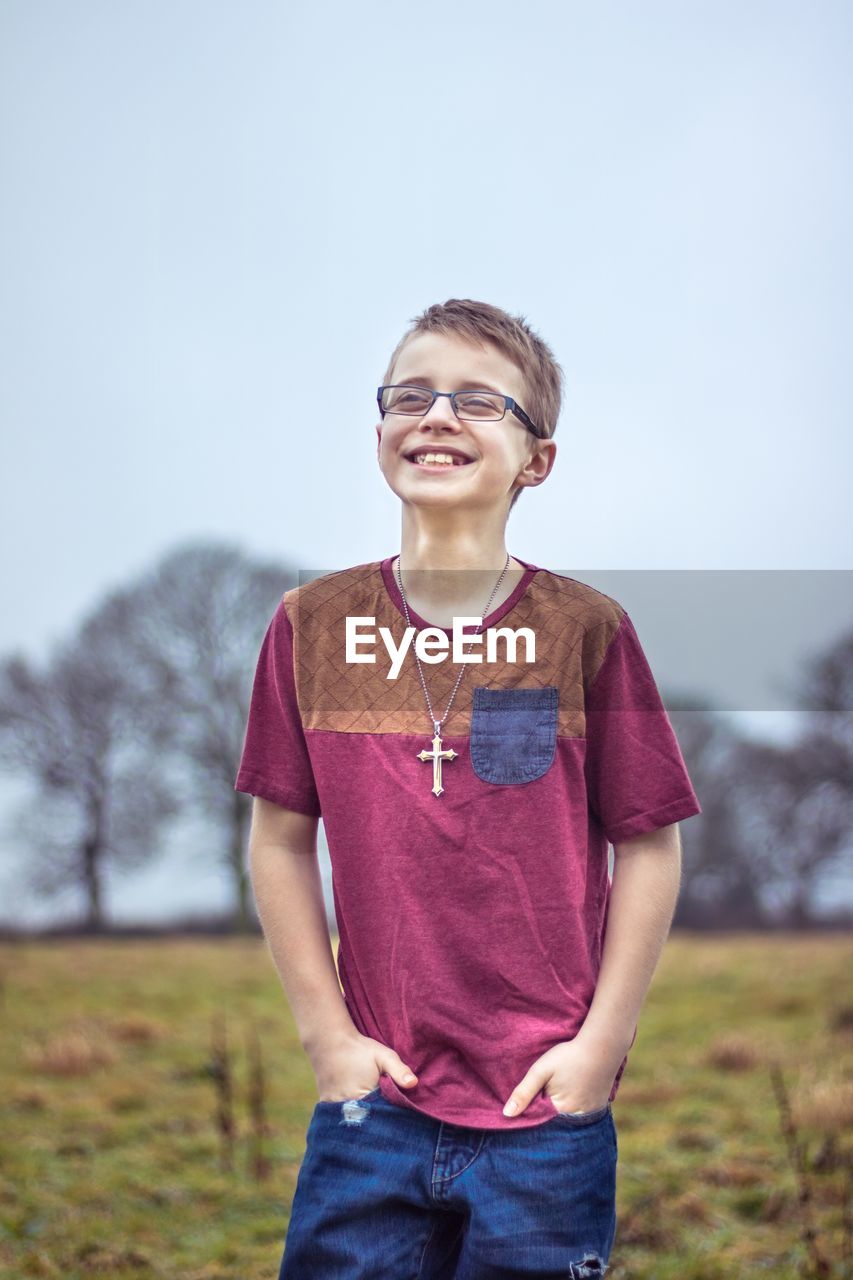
[{"left": 234, "top": 555, "right": 702, "bottom": 1129}]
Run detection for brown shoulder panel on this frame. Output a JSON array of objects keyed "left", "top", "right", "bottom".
[{"left": 285, "top": 564, "right": 624, "bottom": 738}]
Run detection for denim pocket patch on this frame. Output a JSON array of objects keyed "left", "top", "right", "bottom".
[{"left": 470, "top": 686, "right": 558, "bottom": 785}]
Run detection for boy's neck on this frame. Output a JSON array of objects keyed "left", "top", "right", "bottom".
[{"left": 391, "top": 531, "right": 527, "bottom": 628}]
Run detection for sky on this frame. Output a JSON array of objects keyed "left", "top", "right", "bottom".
[{"left": 1, "top": 0, "right": 851, "bottom": 926}]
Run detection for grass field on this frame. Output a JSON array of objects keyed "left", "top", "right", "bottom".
[{"left": 1, "top": 932, "right": 850, "bottom": 1279}]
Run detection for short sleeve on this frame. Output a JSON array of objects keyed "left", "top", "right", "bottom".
[
  {"left": 234, "top": 597, "right": 322, "bottom": 817},
  {"left": 583, "top": 612, "right": 701, "bottom": 844}
]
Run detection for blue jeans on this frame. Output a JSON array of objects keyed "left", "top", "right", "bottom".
[{"left": 279, "top": 1087, "right": 617, "bottom": 1278}]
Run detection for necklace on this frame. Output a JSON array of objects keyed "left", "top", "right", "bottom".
[{"left": 394, "top": 552, "right": 512, "bottom": 797}]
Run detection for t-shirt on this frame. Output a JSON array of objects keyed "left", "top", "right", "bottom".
[{"left": 234, "top": 554, "right": 702, "bottom": 1130}]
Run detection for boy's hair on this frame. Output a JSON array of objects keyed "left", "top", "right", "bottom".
[{"left": 382, "top": 298, "right": 564, "bottom": 512}]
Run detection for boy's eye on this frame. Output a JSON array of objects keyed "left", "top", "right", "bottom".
[{"left": 387, "top": 388, "right": 432, "bottom": 410}]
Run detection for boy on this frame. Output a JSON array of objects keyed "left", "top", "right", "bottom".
[{"left": 234, "top": 298, "right": 702, "bottom": 1278}]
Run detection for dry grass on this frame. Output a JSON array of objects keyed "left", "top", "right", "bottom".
[
  {"left": 22, "top": 1025, "right": 118, "bottom": 1076},
  {"left": 0, "top": 932, "right": 850, "bottom": 1279},
  {"left": 705, "top": 1031, "right": 764, "bottom": 1070}
]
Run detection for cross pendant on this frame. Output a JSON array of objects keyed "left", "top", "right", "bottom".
[{"left": 417, "top": 723, "right": 458, "bottom": 797}]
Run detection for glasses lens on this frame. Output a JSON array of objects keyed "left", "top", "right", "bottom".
[
  {"left": 454, "top": 392, "right": 505, "bottom": 420},
  {"left": 382, "top": 386, "right": 433, "bottom": 414}
]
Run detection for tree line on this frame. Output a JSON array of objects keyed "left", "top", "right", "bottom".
[{"left": 0, "top": 539, "right": 850, "bottom": 934}]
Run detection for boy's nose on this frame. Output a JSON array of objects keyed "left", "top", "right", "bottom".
[{"left": 419, "top": 395, "right": 461, "bottom": 428}]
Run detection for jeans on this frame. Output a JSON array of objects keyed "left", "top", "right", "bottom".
[{"left": 279, "top": 1087, "right": 617, "bottom": 1279}]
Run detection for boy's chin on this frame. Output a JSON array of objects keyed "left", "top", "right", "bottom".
[
  {"left": 394, "top": 487, "right": 471, "bottom": 506},
  {"left": 395, "top": 462, "right": 481, "bottom": 490},
  {"left": 393, "top": 485, "right": 510, "bottom": 518},
  {"left": 383, "top": 464, "right": 511, "bottom": 512}
]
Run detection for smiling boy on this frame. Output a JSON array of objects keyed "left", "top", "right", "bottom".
[{"left": 235, "top": 298, "right": 702, "bottom": 1278}]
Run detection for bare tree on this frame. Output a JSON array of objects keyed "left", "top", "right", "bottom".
[
  {"left": 667, "top": 625, "right": 853, "bottom": 930},
  {"left": 727, "top": 732, "right": 852, "bottom": 927},
  {"left": 0, "top": 591, "right": 180, "bottom": 930},
  {"left": 764, "top": 626, "right": 853, "bottom": 925},
  {"left": 0, "top": 541, "right": 302, "bottom": 931},
  {"left": 120, "top": 540, "right": 299, "bottom": 931},
  {"left": 669, "top": 706, "right": 773, "bottom": 929}
]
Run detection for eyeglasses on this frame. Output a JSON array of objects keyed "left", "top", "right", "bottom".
[{"left": 376, "top": 384, "right": 542, "bottom": 437}]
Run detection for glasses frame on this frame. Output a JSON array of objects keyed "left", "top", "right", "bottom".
[{"left": 376, "top": 384, "right": 543, "bottom": 437}]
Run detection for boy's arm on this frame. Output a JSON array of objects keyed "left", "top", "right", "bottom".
[
  {"left": 250, "top": 796, "right": 423, "bottom": 1097},
  {"left": 249, "top": 796, "right": 358, "bottom": 1054},
  {"left": 574, "top": 822, "right": 682, "bottom": 1070},
  {"left": 502, "top": 823, "right": 683, "bottom": 1116}
]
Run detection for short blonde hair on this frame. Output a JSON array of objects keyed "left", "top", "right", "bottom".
[{"left": 382, "top": 298, "right": 563, "bottom": 511}]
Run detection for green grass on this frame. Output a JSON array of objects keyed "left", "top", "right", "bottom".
[{"left": 0, "top": 932, "right": 850, "bottom": 1278}]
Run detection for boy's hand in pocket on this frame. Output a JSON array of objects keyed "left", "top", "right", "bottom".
[
  {"left": 308, "top": 1028, "right": 419, "bottom": 1103},
  {"left": 503, "top": 1037, "right": 618, "bottom": 1118}
]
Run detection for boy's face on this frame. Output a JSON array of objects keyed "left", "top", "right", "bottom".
[{"left": 375, "top": 331, "right": 554, "bottom": 515}]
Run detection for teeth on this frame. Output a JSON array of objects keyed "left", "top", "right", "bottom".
[{"left": 412, "top": 452, "right": 467, "bottom": 466}]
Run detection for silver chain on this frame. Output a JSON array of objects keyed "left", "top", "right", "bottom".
[{"left": 393, "top": 552, "right": 512, "bottom": 735}]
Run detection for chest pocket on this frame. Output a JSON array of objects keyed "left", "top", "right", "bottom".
[{"left": 470, "top": 686, "right": 558, "bottom": 785}]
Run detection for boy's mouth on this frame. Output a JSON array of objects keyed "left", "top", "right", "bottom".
[{"left": 404, "top": 448, "right": 475, "bottom": 469}]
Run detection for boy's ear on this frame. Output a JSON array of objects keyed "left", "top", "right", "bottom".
[{"left": 515, "top": 439, "right": 557, "bottom": 492}]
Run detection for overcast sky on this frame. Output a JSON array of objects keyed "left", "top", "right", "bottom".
[{"left": 1, "top": 1, "right": 850, "bottom": 926}]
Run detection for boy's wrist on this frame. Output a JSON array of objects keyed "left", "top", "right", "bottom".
[
  {"left": 300, "top": 1017, "right": 362, "bottom": 1060},
  {"left": 572, "top": 1021, "right": 634, "bottom": 1067}
]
